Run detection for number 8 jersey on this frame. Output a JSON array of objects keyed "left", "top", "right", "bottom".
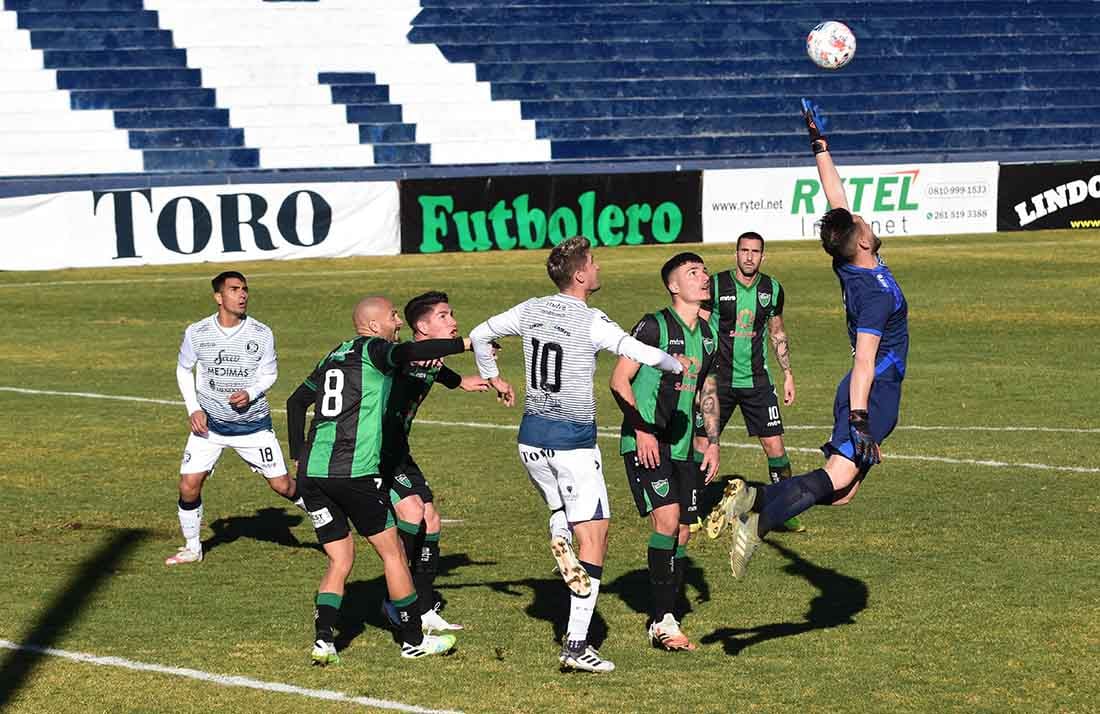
[{"left": 471, "top": 294, "right": 684, "bottom": 451}]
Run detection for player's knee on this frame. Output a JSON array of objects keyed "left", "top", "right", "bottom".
[
  {"left": 423, "top": 505, "right": 441, "bottom": 533},
  {"left": 394, "top": 495, "right": 425, "bottom": 524},
  {"left": 760, "top": 436, "right": 785, "bottom": 457},
  {"left": 178, "top": 473, "right": 207, "bottom": 501}
]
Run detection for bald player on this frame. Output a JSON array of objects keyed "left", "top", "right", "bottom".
[{"left": 286, "top": 296, "right": 475, "bottom": 665}]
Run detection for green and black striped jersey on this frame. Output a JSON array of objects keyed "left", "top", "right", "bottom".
[
  {"left": 707, "top": 271, "right": 785, "bottom": 389},
  {"left": 286, "top": 336, "right": 467, "bottom": 479},
  {"left": 619, "top": 308, "right": 717, "bottom": 462},
  {"left": 379, "top": 359, "right": 461, "bottom": 475}
]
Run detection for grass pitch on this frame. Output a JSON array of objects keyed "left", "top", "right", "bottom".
[{"left": 0, "top": 230, "right": 1098, "bottom": 713}]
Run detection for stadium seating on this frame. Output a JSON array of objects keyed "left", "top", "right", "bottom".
[{"left": 1, "top": 0, "right": 1097, "bottom": 177}]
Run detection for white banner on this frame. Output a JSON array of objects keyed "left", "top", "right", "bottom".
[
  {"left": 703, "top": 162, "right": 999, "bottom": 242},
  {"left": 0, "top": 180, "right": 399, "bottom": 270}
]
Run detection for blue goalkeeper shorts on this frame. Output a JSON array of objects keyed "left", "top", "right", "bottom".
[{"left": 823, "top": 371, "right": 903, "bottom": 468}]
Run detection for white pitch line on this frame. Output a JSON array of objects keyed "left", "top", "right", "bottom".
[
  {"left": 1, "top": 386, "right": 1097, "bottom": 475},
  {"left": 0, "top": 255, "right": 670, "bottom": 290},
  {"left": 0, "top": 639, "right": 461, "bottom": 714}
]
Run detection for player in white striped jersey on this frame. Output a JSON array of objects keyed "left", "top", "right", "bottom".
[
  {"left": 167, "top": 271, "right": 303, "bottom": 565},
  {"left": 470, "top": 236, "right": 687, "bottom": 673}
]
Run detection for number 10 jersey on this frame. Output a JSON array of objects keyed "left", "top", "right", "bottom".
[{"left": 471, "top": 293, "right": 677, "bottom": 451}]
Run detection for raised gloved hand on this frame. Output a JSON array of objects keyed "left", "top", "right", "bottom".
[{"left": 800, "top": 98, "right": 830, "bottom": 154}]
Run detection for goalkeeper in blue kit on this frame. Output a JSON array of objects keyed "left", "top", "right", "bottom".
[{"left": 721, "top": 99, "right": 910, "bottom": 577}]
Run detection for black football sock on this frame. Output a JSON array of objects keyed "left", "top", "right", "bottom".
[
  {"left": 674, "top": 544, "right": 688, "bottom": 619},
  {"left": 415, "top": 531, "right": 440, "bottom": 615},
  {"left": 648, "top": 532, "right": 677, "bottom": 621},
  {"left": 393, "top": 592, "right": 423, "bottom": 646},
  {"left": 757, "top": 469, "right": 833, "bottom": 536},
  {"left": 314, "top": 592, "right": 342, "bottom": 643}
]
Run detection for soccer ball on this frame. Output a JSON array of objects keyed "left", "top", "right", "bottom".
[{"left": 806, "top": 21, "right": 856, "bottom": 70}]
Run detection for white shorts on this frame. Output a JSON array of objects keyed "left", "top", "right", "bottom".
[
  {"left": 518, "top": 443, "right": 609, "bottom": 524},
  {"left": 180, "top": 429, "right": 287, "bottom": 479}
]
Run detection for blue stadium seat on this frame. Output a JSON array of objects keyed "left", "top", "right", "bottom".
[{"left": 0, "top": 0, "right": 1096, "bottom": 177}]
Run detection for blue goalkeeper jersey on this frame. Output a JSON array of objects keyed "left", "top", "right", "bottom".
[{"left": 834, "top": 256, "right": 908, "bottom": 381}]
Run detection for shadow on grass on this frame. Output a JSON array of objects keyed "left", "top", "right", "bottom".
[
  {"left": 700, "top": 540, "right": 869, "bottom": 656},
  {"left": 0, "top": 528, "right": 149, "bottom": 708},
  {"left": 335, "top": 552, "right": 497, "bottom": 652},
  {"left": 438, "top": 574, "right": 610, "bottom": 650},
  {"left": 603, "top": 555, "right": 711, "bottom": 628},
  {"left": 203, "top": 506, "right": 321, "bottom": 555}
]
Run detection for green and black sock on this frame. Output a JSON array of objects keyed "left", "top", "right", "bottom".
[
  {"left": 647, "top": 532, "right": 677, "bottom": 621},
  {"left": 415, "top": 531, "right": 440, "bottom": 615},
  {"left": 393, "top": 592, "right": 423, "bottom": 646},
  {"left": 674, "top": 544, "right": 688, "bottom": 618},
  {"left": 314, "top": 592, "right": 342, "bottom": 643}
]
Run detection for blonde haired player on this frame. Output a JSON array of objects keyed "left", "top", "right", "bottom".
[{"left": 470, "top": 236, "right": 687, "bottom": 673}]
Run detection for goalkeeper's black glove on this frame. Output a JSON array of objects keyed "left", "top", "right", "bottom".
[
  {"left": 800, "top": 97, "right": 830, "bottom": 154},
  {"left": 848, "top": 409, "right": 881, "bottom": 468}
]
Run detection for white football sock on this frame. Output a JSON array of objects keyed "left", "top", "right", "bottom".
[
  {"left": 549, "top": 509, "right": 571, "bottom": 542},
  {"left": 178, "top": 502, "right": 203, "bottom": 553},
  {"left": 566, "top": 576, "right": 600, "bottom": 645}
]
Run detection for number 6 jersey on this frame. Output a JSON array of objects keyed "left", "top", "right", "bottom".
[{"left": 470, "top": 294, "right": 684, "bottom": 451}]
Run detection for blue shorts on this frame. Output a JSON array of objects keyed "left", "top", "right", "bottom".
[{"left": 823, "top": 372, "right": 903, "bottom": 469}]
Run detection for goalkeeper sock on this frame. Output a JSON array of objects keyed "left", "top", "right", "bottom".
[
  {"left": 566, "top": 561, "right": 602, "bottom": 648},
  {"left": 414, "top": 531, "right": 440, "bottom": 615},
  {"left": 177, "top": 497, "right": 202, "bottom": 554},
  {"left": 757, "top": 469, "right": 833, "bottom": 536},
  {"left": 314, "top": 592, "right": 342, "bottom": 643},
  {"left": 392, "top": 592, "right": 423, "bottom": 646},
  {"left": 648, "top": 532, "right": 677, "bottom": 620}
]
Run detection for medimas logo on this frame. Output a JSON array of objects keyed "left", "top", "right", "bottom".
[{"left": 400, "top": 172, "right": 702, "bottom": 254}]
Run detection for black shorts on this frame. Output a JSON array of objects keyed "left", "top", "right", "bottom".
[
  {"left": 700, "top": 384, "right": 785, "bottom": 438},
  {"left": 384, "top": 454, "right": 434, "bottom": 504},
  {"left": 296, "top": 473, "right": 396, "bottom": 544},
  {"left": 623, "top": 444, "right": 703, "bottom": 524}
]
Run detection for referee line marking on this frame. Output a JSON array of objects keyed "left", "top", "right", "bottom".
[
  {"left": 1, "top": 386, "right": 1097, "bottom": 475},
  {"left": 0, "top": 639, "right": 461, "bottom": 714}
]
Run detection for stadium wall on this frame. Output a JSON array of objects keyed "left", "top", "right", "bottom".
[{"left": 2, "top": 159, "right": 1097, "bottom": 271}]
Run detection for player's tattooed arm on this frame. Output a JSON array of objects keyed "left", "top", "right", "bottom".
[
  {"left": 769, "top": 315, "right": 792, "bottom": 373},
  {"left": 770, "top": 315, "right": 796, "bottom": 405},
  {"left": 700, "top": 374, "right": 721, "bottom": 445},
  {"left": 698, "top": 374, "right": 721, "bottom": 482}
]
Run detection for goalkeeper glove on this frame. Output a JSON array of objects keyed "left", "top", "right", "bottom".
[
  {"left": 800, "top": 97, "right": 830, "bottom": 154},
  {"left": 848, "top": 409, "right": 881, "bottom": 468}
]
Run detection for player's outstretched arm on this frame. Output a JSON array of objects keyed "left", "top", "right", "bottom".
[
  {"left": 469, "top": 302, "right": 527, "bottom": 379},
  {"left": 589, "top": 310, "right": 683, "bottom": 374},
  {"left": 801, "top": 98, "right": 848, "bottom": 212}
]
